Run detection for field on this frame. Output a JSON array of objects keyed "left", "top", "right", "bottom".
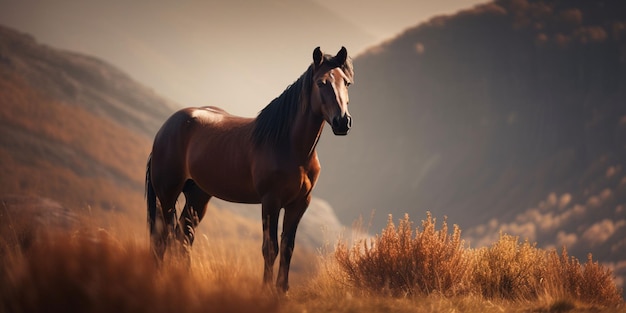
[{"left": 1, "top": 205, "right": 623, "bottom": 313}]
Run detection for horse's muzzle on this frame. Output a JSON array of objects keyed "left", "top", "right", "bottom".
[{"left": 331, "top": 115, "right": 352, "bottom": 135}]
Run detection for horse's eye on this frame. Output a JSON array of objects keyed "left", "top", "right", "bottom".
[
  {"left": 345, "top": 80, "right": 351, "bottom": 87},
  {"left": 317, "top": 81, "right": 325, "bottom": 88}
]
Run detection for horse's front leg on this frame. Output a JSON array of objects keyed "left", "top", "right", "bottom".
[
  {"left": 261, "top": 197, "right": 280, "bottom": 285},
  {"left": 276, "top": 196, "right": 309, "bottom": 292}
]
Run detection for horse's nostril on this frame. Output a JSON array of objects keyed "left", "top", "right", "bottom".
[{"left": 332, "top": 117, "right": 341, "bottom": 129}]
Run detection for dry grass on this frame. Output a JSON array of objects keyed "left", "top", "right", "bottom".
[
  {"left": 334, "top": 213, "right": 624, "bottom": 311},
  {"left": 1, "top": 210, "right": 624, "bottom": 313},
  {"left": 472, "top": 234, "right": 623, "bottom": 307},
  {"left": 0, "top": 215, "right": 279, "bottom": 313}
]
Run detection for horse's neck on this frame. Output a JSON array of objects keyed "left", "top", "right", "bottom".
[{"left": 290, "top": 107, "right": 324, "bottom": 162}]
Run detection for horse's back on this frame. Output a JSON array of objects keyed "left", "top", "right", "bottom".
[
  {"left": 151, "top": 106, "right": 259, "bottom": 203},
  {"left": 152, "top": 106, "right": 241, "bottom": 167},
  {"left": 155, "top": 105, "right": 249, "bottom": 136}
]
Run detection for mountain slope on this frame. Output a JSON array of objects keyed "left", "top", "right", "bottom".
[
  {"left": 315, "top": 0, "right": 626, "bottom": 277},
  {"left": 0, "top": 26, "right": 174, "bottom": 214}
]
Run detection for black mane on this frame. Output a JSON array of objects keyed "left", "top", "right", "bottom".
[{"left": 252, "top": 65, "right": 314, "bottom": 148}]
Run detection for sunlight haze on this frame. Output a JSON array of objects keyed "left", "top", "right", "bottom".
[{"left": 0, "top": 0, "right": 485, "bottom": 116}]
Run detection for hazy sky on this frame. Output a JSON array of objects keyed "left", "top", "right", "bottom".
[{"left": 0, "top": 0, "right": 485, "bottom": 116}]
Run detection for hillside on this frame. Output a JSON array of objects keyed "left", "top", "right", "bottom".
[
  {"left": 315, "top": 0, "right": 626, "bottom": 282},
  {"left": 0, "top": 25, "right": 173, "bottom": 215}
]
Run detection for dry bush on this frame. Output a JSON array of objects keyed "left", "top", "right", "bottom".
[
  {"left": 545, "top": 248, "right": 623, "bottom": 307},
  {"left": 471, "top": 234, "right": 545, "bottom": 300},
  {"left": 334, "top": 214, "right": 624, "bottom": 309},
  {"left": 335, "top": 213, "right": 470, "bottom": 296},
  {"left": 471, "top": 234, "right": 624, "bottom": 308}
]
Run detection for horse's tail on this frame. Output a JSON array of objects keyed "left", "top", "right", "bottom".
[{"left": 145, "top": 154, "right": 158, "bottom": 243}]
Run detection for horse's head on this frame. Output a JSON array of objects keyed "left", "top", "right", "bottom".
[{"left": 310, "top": 46, "right": 353, "bottom": 135}]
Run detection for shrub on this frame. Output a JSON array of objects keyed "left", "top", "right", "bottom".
[
  {"left": 471, "top": 234, "right": 545, "bottom": 300},
  {"left": 335, "top": 213, "right": 470, "bottom": 296},
  {"left": 545, "top": 247, "right": 623, "bottom": 307},
  {"left": 335, "top": 214, "right": 624, "bottom": 308}
]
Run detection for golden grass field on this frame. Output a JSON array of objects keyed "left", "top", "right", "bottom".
[{"left": 1, "top": 206, "right": 624, "bottom": 313}]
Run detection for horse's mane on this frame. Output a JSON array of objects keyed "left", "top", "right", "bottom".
[
  {"left": 252, "top": 65, "right": 313, "bottom": 148},
  {"left": 252, "top": 54, "right": 353, "bottom": 148}
]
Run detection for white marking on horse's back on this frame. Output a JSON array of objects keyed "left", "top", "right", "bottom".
[{"left": 190, "top": 107, "right": 226, "bottom": 124}]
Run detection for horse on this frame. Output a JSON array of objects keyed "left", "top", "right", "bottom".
[{"left": 145, "top": 46, "right": 353, "bottom": 292}]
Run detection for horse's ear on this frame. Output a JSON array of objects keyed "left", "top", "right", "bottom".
[
  {"left": 335, "top": 46, "right": 348, "bottom": 65},
  {"left": 313, "top": 47, "right": 323, "bottom": 69}
]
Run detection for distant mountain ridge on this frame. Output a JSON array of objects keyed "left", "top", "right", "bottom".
[{"left": 0, "top": 25, "right": 177, "bottom": 138}]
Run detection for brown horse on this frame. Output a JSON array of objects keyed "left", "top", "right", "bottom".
[{"left": 145, "top": 47, "right": 353, "bottom": 291}]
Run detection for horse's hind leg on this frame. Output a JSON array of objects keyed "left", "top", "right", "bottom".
[
  {"left": 152, "top": 195, "right": 178, "bottom": 262},
  {"left": 178, "top": 180, "right": 211, "bottom": 248},
  {"left": 151, "top": 178, "right": 185, "bottom": 262}
]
